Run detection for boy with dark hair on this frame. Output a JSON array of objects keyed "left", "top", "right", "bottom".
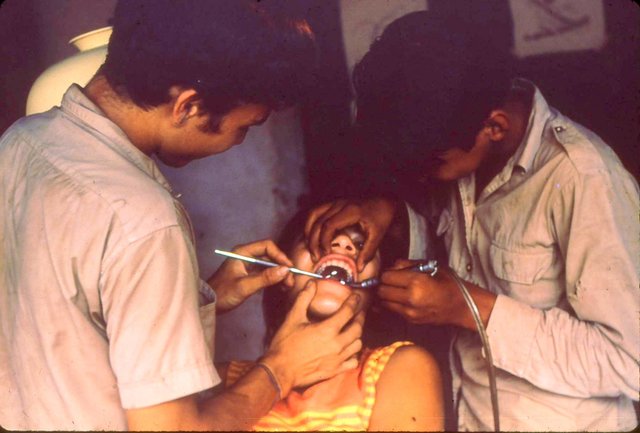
[
  {"left": 306, "top": 11, "right": 639, "bottom": 431},
  {"left": 0, "top": 1, "right": 364, "bottom": 430}
]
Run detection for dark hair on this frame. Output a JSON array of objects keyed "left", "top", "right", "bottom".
[
  {"left": 102, "top": 0, "right": 317, "bottom": 129},
  {"left": 262, "top": 209, "right": 309, "bottom": 346},
  {"left": 352, "top": 11, "right": 512, "bottom": 184}
]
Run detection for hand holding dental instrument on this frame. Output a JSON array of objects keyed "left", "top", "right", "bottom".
[
  {"left": 214, "top": 249, "right": 323, "bottom": 279},
  {"left": 352, "top": 259, "right": 439, "bottom": 289},
  {"left": 374, "top": 258, "right": 499, "bottom": 430}
]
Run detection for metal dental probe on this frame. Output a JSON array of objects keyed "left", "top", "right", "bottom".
[
  {"left": 214, "top": 249, "right": 324, "bottom": 279},
  {"left": 215, "top": 249, "right": 379, "bottom": 288},
  {"left": 215, "top": 247, "right": 499, "bottom": 430}
]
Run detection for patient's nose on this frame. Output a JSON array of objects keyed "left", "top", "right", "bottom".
[{"left": 330, "top": 234, "right": 358, "bottom": 258}]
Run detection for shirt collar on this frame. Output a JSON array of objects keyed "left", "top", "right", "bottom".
[
  {"left": 510, "top": 78, "right": 553, "bottom": 173},
  {"left": 60, "top": 84, "right": 173, "bottom": 191}
]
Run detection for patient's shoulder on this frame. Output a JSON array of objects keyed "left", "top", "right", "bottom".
[
  {"left": 383, "top": 344, "right": 440, "bottom": 381},
  {"left": 368, "top": 343, "right": 444, "bottom": 431}
]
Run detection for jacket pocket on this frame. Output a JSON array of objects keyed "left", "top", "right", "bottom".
[{"left": 489, "top": 243, "right": 555, "bottom": 285}]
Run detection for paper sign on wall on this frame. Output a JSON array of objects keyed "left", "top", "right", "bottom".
[{"left": 509, "top": 0, "right": 607, "bottom": 58}]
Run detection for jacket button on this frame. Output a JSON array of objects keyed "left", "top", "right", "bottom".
[
  {"left": 554, "top": 126, "right": 565, "bottom": 133},
  {"left": 466, "top": 264, "right": 472, "bottom": 272}
]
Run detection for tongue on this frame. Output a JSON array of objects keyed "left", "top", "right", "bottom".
[{"left": 320, "top": 265, "right": 351, "bottom": 282}]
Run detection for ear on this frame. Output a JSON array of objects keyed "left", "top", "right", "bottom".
[
  {"left": 171, "top": 89, "right": 204, "bottom": 126},
  {"left": 483, "top": 110, "right": 510, "bottom": 142}
]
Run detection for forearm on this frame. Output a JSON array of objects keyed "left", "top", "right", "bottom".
[
  {"left": 196, "top": 365, "right": 281, "bottom": 431},
  {"left": 486, "top": 294, "right": 639, "bottom": 399},
  {"left": 447, "top": 276, "right": 496, "bottom": 331}
]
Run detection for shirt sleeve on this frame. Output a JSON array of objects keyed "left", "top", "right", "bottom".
[
  {"left": 100, "top": 226, "right": 221, "bottom": 409},
  {"left": 405, "top": 202, "right": 428, "bottom": 260},
  {"left": 486, "top": 166, "right": 640, "bottom": 400},
  {"left": 199, "top": 280, "right": 217, "bottom": 361}
]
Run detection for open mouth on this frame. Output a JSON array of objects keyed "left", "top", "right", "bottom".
[{"left": 314, "top": 254, "right": 358, "bottom": 284}]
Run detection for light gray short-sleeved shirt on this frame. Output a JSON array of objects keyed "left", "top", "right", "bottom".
[{"left": 0, "top": 85, "right": 220, "bottom": 430}]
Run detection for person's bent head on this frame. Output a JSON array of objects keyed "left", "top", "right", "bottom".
[
  {"left": 263, "top": 211, "right": 381, "bottom": 343},
  {"left": 353, "top": 11, "right": 517, "bottom": 186},
  {"left": 102, "top": 0, "right": 317, "bottom": 132}
]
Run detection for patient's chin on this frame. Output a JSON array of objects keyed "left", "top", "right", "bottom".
[{"left": 307, "top": 280, "right": 350, "bottom": 320}]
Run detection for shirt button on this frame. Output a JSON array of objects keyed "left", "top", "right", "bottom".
[
  {"left": 466, "top": 264, "right": 472, "bottom": 272},
  {"left": 554, "top": 126, "right": 565, "bottom": 133}
]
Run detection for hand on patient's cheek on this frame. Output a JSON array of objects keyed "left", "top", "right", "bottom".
[
  {"left": 304, "top": 197, "right": 397, "bottom": 272},
  {"left": 261, "top": 280, "right": 364, "bottom": 394}
]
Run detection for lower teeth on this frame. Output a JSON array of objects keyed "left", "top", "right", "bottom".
[{"left": 320, "top": 265, "right": 351, "bottom": 282}]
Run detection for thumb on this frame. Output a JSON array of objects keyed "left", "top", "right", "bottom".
[
  {"left": 285, "top": 280, "right": 316, "bottom": 324},
  {"left": 391, "top": 258, "right": 415, "bottom": 270},
  {"left": 357, "top": 239, "right": 379, "bottom": 272},
  {"left": 239, "top": 266, "right": 290, "bottom": 296}
]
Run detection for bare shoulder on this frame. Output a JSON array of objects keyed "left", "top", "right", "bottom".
[
  {"left": 369, "top": 344, "right": 444, "bottom": 431},
  {"left": 386, "top": 344, "right": 439, "bottom": 374}
]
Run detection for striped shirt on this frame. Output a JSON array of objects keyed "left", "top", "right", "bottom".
[{"left": 225, "top": 341, "right": 412, "bottom": 431}]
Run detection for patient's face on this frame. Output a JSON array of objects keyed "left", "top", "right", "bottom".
[{"left": 288, "top": 227, "right": 381, "bottom": 320}]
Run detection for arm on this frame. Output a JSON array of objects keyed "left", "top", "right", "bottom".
[
  {"left": 102, "top": 228, "right": 363, "bottom": 430},
  {"left": 378, "top": 259, "right": 496, "bottom": 331},
  {"left": 484, "top": 169, "right": 639, "bottom": 399},
  {"left": 368, "top": 345, "right": 444, "bottom": 431},
  {"left": 125, "top": 282, "right": 365, "bottom": 430},
  {"left": 126, "top": 366, "right": 279, "bottom": 431}
]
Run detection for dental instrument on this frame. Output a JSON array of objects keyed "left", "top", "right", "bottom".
[
  {"left": 214, "top": 249, "right": 323, "bottom": 279},
  {"left": 349, "top": 259, "right": 438, "bottom": 289},
  {"left": 215, "top": 246, "right": 499, "bottom": 430},
  {"left": 355, "top": 259, "right": 500, "bottom": 431}
]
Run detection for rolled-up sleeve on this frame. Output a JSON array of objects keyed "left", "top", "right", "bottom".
[
  {"left": 100, "top": 226, "right": 221, "bottom": 409},
  {"left": 487, "top": 167, "right": 640, "bottom": 399}
]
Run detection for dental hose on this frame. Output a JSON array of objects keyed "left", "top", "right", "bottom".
[
  {"left": 444, "top": 268, "right": 500, "bottom": 432},
  {"left": 367, "top": 262, "right": 500, "bottom": 430}
]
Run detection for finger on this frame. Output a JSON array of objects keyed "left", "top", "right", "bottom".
[
  {"left": 317, "top": 204, "right": 362, "bottom": 256},
  {"left": 235, "top": 239, "right": 294, "bottom": 268},
  {"left": 377, "top": 284, "right": 411, "bottom": 304},
  {"left": 283, "top": 280, "right": 316, "bottom": 324},
  {"left": 334, "top": 312, "right": 364, "bottom": 348},
  {"left": 322, "top": 292, "right": 362, "bottom": 330},
  {"left": 336, "top": 356, "right": 359, "bottom": 373},
  {"left": 380, "top": 300, "right": 414, "bottom": 319},
  {"left": 356, "top": 230, "right": 384, "bottom": 272},
  {"left": 339, "top": 338, "right": 363, "bottom": 361},
  {"left": 304, "top": 202, "right": 333, "bottom": 238},
  {"left": 237, "top": 266, "right": 290, "bottom": 296},
  {"left": 351, "top": 309, "right": 366, "bottom": 328},
  {"left": 307, "top": 201, "right": 347, "bottom": 259},
  {"left": 282, "top": 273, "right": 295, "bottom": 288},
  {"left": 380, "top": 268, "right": 419, "bottom": 287},
  {"left": 390, "top": 258, "right": 416, "bottom": 270},
  {"left": 304, "top": 202, "right": 341, "bottom": 259}
]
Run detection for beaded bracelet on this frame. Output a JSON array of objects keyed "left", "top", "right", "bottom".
[{"left": 255, "top": 361, "right": 282, "bottom": 403}]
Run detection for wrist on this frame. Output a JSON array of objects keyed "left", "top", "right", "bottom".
[
  {"left": 257, "top": 353, "right": 293, "bottom": 397},
  {"left": 456, "top": 281, "right": 497, "bottom": 331},
  {"left": 254, "top": 360, "right": 282, "bottom": 406}
]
